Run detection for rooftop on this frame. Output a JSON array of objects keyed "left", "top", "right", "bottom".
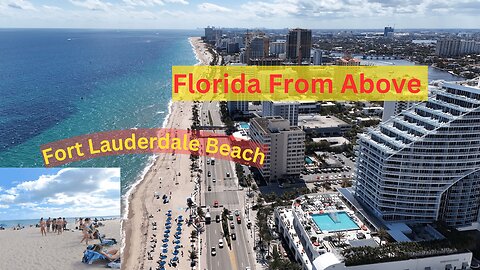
[{"left": 299, "top": 114, "right": 350, "bottom": 129}]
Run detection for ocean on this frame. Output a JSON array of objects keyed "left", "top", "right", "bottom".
[
  {"left": 0, "top": 216, "right": 120, "bottom": 228},
  {"left": 0, "top": 29, "right": 200, "bottom": 194}
]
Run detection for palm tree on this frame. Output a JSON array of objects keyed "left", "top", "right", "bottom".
[
  {"left": 377, "top": 229, "right": 389, "bottom": 246},
  {"left": 196, "top": 207, "right": 205, "bottom": 220},
  {"left": 188, "top": 249, "right": 198, "bottom": 261},
  {"left": 334, "top": 232, "right": 346, "bottom": 244}
]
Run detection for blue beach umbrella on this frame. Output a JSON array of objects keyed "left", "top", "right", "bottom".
[
  {"left": 159, "top": 260, "right": 166, "bottom": 266},
  {"left": 162, "top": 243, "right": 168, "bottom": 248},
  {"left": 160, "top": 254, "right": 167, "bottom": 259},
  {"left": 163, "top": 233, "right": 169, "bottom": 238},
  {"left": 167, "top": 210, "right": 172, "bottom": 213},
  {"left": 162, "top": 238, "right": 169, "bottom": 243},
  {"left": 162, "top": 249, "right": 168, "bottom": 254},
  {"left": 173, "top": 249, "right": 179, "bottom": 255},
  {"left": 175, "top": 245, "right": 181, "bottom": 249},
  {"left": 172, "top": 256, "right": 179, "bottom": 262},
  {"left": 164, "top": 229, "right": 170, "bottom": 233},
  {"left": 167, "top": 213, "right": 172, "bottom": 217},
  {"left": 173, "top": 239, "right": 180, "bottom": 244},
  {"left": 175, "top": 234, "right": 181, "bottom": 239},
  {"left": 176, "top": 226, "right": 182, "bottom": 231}
]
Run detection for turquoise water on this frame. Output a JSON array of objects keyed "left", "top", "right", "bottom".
[
  {"left": 0, "top": 30, "right": 200, "bottom": 195},
  {"left": 305, "top": 156, "right": 314, "bottom": 164},
  {"left": 239, "top": 122, "right": 249, "bottom": 129},
  {"left": 312, "top": 212, "right": 359, "bottom": 232}
]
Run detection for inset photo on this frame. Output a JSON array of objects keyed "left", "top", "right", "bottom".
[{"left": 0, "top": 168, "right": 121, "bottom": 270}]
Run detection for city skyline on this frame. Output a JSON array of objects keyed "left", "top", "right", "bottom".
[{"left": 0, "top": 0, "right": 479, "bottom": 29}]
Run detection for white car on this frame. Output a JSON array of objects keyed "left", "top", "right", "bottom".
[{"left": 219, "top": 239, "right": 224, "bottom": 248}]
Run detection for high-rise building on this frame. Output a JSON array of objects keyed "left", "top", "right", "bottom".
[
  {"left": 227, "top": 101, "right": 249, "bottom": 116},
  {"left": 286, "top": 28, "right": 312, "bottom": 64},
  {"left": 312, "top": 49, "right": 323, "bottom": 65},
  {"left": 204, "top": 26, "right": 222, "bottom": 45},
  {"left": 262, "top": 101, "right": 300, "bottom": 126},
  {"left": 354, "top": 83, "right": 480, "bottom": 229},
  {"left": 436, "top": 39, "right": 480, "bottom": 56},
  {"left": 384, "top": 26, "right": 394, "bottom": 37},
  {"left": 382, "top": 101, "right": 416, "bottom": 121},
  {"left": 249, "top": 116, "right": 305, "bottom": 181},
  {"left": 245, "top": 35, "right": 269, "bottom": 64},
  {"left": 269, "top": 40, "right": 286, "bottom": 56}
]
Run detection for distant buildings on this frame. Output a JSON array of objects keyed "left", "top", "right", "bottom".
[
  {"left": 335, "top": 57, "right": 361, "bottom": 66},
  {"left": 249, "top": 116, "right": 305, "bottom": 181},
  {"left": 382, "top": 101, "right": 416, "bottom": 121},
  {"left": 262, "top": 101, "right": 300, "bottom": 126},
  {"left": 355, "top": 83, "right": 480, "bottom": 229},
  {"left": 383, "top": 26, "right": 394, "bottom": 38},
  {"left": 286, "top": 28, "right": 312, "bottom": 64},
  {"left": 269, "top": 40, "right": 286, "bottom": 56},
  {"left": 227, "top": 101, "right": 249, "bottom": 116},
  {"left": 312, "top": 49, "right": 323, "bottom": 65},
  {"left": 204, "top": 26, "right": 222, "bottom": 45},
  {"left": 436, "top": 39, "right": 480, "bottom": 56},
  {"left": 245, "top": 35, "right": 269, "bottom": 64}
]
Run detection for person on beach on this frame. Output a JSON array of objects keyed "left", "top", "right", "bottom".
[
  {"left": 81, "top": 218, "right": 93, "bottom": 245},
  {"left": 57, "top": 217, "right": 63, "bottom": 235},
  {"left": 63, "top": 218, "right": 67, "bottom": 230},
  {"left": 52, "top": 218, "right": 57, "bottom": 233},
  {"left": 40, "top": 218, "right": 47, "bottom": 236},
  {"left": 79, "top": 218, "right": 84, "bottom": 230},
  {"left": 93, "top": 244, "right": 121, "bottom": 261},
  {"left": 46, "top": 218, "right": 51, "bottom": 233}
]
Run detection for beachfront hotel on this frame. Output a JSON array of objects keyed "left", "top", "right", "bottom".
[
  {"left": 249, "top": 116, "right": 305, "bottom": 182},
  {"left": 274, "top": 193, "right": 473, "bottom": 270},
  {"left": 354, "top": 83, "right": 480, "bottom": 230}
]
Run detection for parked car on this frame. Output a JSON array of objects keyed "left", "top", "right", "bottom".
[
  {"left": 230, "top": 222, "right": 235, "bottom": 229},
  {"left": 207, "top": 171, "right": 211, "bottom": 177},
  {"left": 216, "top": 215, "right": 220, "bottom": 223},
  {"left": 219, "top": 239, "right": 224, "bottom": 248},
  {"left": 211, "top": 247, "right": 216, "bottom": 256},
  {"left": 231, "top": 233, "right": 236, "bottom": 240}
]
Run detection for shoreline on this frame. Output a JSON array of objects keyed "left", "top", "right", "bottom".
[{"left": 122, "top": 36, "right": 210, "bottom": 270}]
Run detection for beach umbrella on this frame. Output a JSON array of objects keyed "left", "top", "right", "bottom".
[
  {"left": 167, "top": 210, "right": 172, "bottom": 213},
  {"left": 175, "top": 245, "right": 181, "bottom": 249},
  {"left": 162, "top": 243, "right": 168, "bottom": 248},
  {"left": 166, "top": 220, "right": 172, "bottom": 225},
  {"left": 164, "top": 229, "right": 170, "bottom": 233},
  {"left": 173, "top": 239, "right": 180, "bottom": 244},
  {"left": 162, "top": 238, "right": 169, "bottom": 243},
  {"left": 162, "top": 249, "right": 168, "bottom": 254},
  {"left": 160, "top": 254, "right": 167, "bottom": 259},
  {"left": 165, "top": 225, "right": 171, "bottom": 230},
  {"left": 172, "top": 256, "right": 179, "bottom": 262},
  {"left": 176, "top": 226, "right": 182, "bottom": 231},
  {"left": 159, "top": 260, "right": 166, "bottom": 266},
  {"left": 174, "top": 234, "right": 181, "bottom": 239},
  {"left": 178, "top": 215, "right": 183, "bottom": 219},
  {"left": 175, "top": 231, "right": 182, "bottom": 236},
  {"left": 167, "top": 213, "right": 172, "bottom": 217},
  {"left": 163, "top": 233, "right": 169, "bottom": 238},
  {"left": 173, "top": 249, "right": 179, "bottom": 255}
]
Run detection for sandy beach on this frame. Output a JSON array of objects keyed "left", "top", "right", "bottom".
[
  {"left": 122, "top": 37, "right": 211, "bottom": 270},
  {"left": 0, "top": 219, "right": 121, "bottom": 270}
]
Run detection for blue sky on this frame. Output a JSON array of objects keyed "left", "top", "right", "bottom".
[
  {"left": 0, "top": 168, "right": 120, "bottom": 221},
  {"left": 0, "top": 0, "right": 479, "bottom": 29}
]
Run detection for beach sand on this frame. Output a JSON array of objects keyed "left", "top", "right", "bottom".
[
  {"left": 0, "top": 219, "right": 121, "bottom": 270},
  {"left": 122, "top": 37, "right": 210, "bottom": 270}
]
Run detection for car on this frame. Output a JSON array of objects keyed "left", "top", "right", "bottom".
[
  {"left": 228, "top": 214, "right": 234, "bottom": 221},
  {"left": 219, "top": 239, "right": 224, "bottom": 248},
  {"left": 231, "top": 233, "right": 236, "bottom": 240},
  {"left": 226, "top": 172, "right": 230, "bottom": 177},
  {"left": 211, "top": 247, "right": 216, "bottom": 256},
  {"left": 214, "top": 200, "right": 219, "bottom": 207},
  {"left": 234, "top": 210, "right": 240, "bottom": 216},
  {"left": 247, "top": 222, "right": 252, "bottom": 229},
  {"left": 206, "top": 159, "right": 210, "bottom": 165},
  {"left": 207, "top": 171, "right": 211, "bottom": 177},
  {"left": 246, "top": 267, "right": 251, "bottom": 270},
  {"left": 215, "top": 215, "right": 220, "bottom": 223},
  {"left": 230, "top": 221, "right": 235, "bottom": 229},
  {"left": 236, "top": 216, "right": 241, "bottom": 224},
  {"left": 212, "top": 178, "right": 216, "bottom": 183}
]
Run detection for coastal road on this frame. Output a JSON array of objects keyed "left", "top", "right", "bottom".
[{"left": 200, "top": 101, "right": 255, "bottom": 270}]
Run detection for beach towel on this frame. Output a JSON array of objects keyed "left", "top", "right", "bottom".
[
  {"left": 107, "top": 260, "right": 121, "bottom": 269},
  {"left": 82, "top": 249, "right": 107, "bottom": 264}
]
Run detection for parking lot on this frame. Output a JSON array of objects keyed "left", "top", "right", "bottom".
[{"left": 301, "top": 152, "right": 356, "bottom": 185}]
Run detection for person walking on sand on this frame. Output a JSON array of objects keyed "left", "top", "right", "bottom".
[
  {"left": 40, "top": 218, "right": 47, "bottom": 236},
  {"left": 57, "top": 217, "right": 63, "bottom": 235},
  {"left": 46, "top": 218, "right": 51, "bottom": 233},
  {"left": 80, "top": 218, "right": 93, "bottom": 245},
  {"left": 52, "top": 218, "right": 57, "bottom": 233},
  {"left": 63, "top": 218, "right": 67, "bottom": 230}
]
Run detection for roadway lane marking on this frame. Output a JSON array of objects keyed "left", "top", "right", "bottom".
[{"left": 228, "top": 247, "right": 238, "bottom": 270}]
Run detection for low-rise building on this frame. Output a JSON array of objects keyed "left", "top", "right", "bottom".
[{"left": 299, "top": 115, "right": 352, "bottom": 136}]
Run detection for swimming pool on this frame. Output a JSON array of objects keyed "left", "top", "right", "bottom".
[
  {"left": 305, "top": 156, "right": 314, "bottom": 164},
  {"left": 239, "top": 122, "right": 250, "bottom": 129},
  {"left": 311, "top": 212, "right": 359, "bottom": 232}
]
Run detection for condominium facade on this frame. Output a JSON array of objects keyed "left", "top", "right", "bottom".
[
  {"left": 286, "top": 28, "right": 312, "bottom": 64},
  {"left": 249, "top": 116, "right": 305, "bottom": 181},
  {"left": 262, "top": 101, "right": 300, "bottom": 126},
  {"left": 382, "top": 101, "right": 416, "bottom": 121},
  {"left": 355, "top": 83, "right": 480, "bottom": 228},
  {"left": 227, "top": 101, "right": 249, "bottom": 116}
]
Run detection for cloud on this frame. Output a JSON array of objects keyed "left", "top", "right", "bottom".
[
  {"left": 198, "top": 2, "right": 232, "bottom": 13},
  {"left": 0, "top": 205, "right": 9, "bottom": 209},
  {"left": 6, "top": 0, "right": 36, "bottom": 11},
  {"left": 69, "top": 0, "right": 113, "bottom": 11},
  {"left": 122, "top": 0, "right": 188, "bottom": 6}
]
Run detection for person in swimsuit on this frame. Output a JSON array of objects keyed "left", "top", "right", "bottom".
[
  {"left": 39, "top": 218, "right": 47, "bottom": 236},
  {"left": 80, "top": 218, "right": 93, "bottom": 245},
  {"left": 46, "top": 218, "right": 51, "bottom": 233},
  {"left": 93, "top": 244, "right": 120, "bottom": 261},
  {"left": 57, "top": 217, "right": 63, "bottom": 235}
]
